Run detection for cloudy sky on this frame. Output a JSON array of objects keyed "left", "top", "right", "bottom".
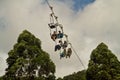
[{"left": 0, "top": 0, "right": 120, "bottom": 78}]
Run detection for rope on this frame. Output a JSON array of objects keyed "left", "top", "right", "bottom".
[
  {"left": 46, "top": 0, "right": 51, "bottom": 9},
  {"left": 45, "top": 0, "right": 86, "bottom": 69},
  {"left": 46, "top": 0, "right": 58, "bottom": 23},
  {"left": 70, "top": 44, "right": 86, "bottom": 69},
  {"left": 65, "top": 35, "right": 86, "bottom": 69}
]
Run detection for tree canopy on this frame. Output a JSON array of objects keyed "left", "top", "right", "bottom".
[
  {"left": 86, "top": 43, "right": 120, "bottom": 80},
  {"left": 2, "top": 30, "right": 56, "bottom": 80},
  {"left": 62, "top": 70, "right": 86, "bottom": 80}
]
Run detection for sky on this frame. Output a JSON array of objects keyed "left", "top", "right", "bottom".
[
  {"left": 72, "top": 0, "right": 95, "bottom": 11},
  {"left": 0, "top": 0, "right": 120, "bottom": 78}
]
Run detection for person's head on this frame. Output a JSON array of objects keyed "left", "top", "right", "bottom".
[
  {"left": 59, "top": 40, "right": 62, "bottom": 43},
  {"left": 58, "top": 31, "right": 61, "bottom": 33},
  {"left": 53, "top": 31, "right": 56, "bottom": 34},
  {"left": 64, "top": 49, "right": 66, "bottom": 51},
  {"left": 64, "top": 41, "right": 67, "bottom": 43}
]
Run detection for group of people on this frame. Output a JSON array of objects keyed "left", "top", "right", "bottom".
[
  {"left": 48, "top": 23, "right": 72, "bottom": 59},
  {"left": 51, "top": 30, "right": 63, "bottom": 41}
]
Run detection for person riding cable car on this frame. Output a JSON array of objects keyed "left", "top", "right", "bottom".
[
  {"left": 48, "top": 23, "right": 56, "bottom": 29},
  {"left": 57, "top": 31, "right": 64, "bottom": 38},
  {"left": 60, "top": 49, "right": 66, "bottom": 59},
  {"left": 54, "top": 40, "right": 62, "bottom": 51},
  {"left": 48, "top": 23, "right": 58, "bottom": 29},
  {"left": 62, "top": 41, "right": 68, "bottom": 49},
  {"left": 48, "top": 12, "right": 58, "bottom": 29},
  {"left": 66, "top": 48, "right": 72, "bottom": 58},
  {"left": 51, "top": 31, "right": 57, "bottom": 41}
]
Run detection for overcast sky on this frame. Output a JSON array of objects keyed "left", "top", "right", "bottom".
[{"left": 0, "top": 0, "right": 120, "bottom": 78}]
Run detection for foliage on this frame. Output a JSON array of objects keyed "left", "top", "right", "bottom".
[
  {"left": 57, "top": 77, "right": 63, "bottom": 80},
  {"left": 2, "top": 30, "right": 56, "bottom": 80},
  {"left": 86, "top": 42, "right": 120, "bottom": 80},
  {"left": 57, "top": 70, "right": 86, "bottom": 80},
  {"left": 63, "top": 70, "right": 86, "bottom": 80}
]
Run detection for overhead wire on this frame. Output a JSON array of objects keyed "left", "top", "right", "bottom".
[
  {"left": 46, "top": 0, "right": 58, "bottom": 23},
  {"left": 70, "top": 44, "right": 86, "bottom": 69},
  {"left": 45, "top": 0, "right": 86, "bottom": 70}
]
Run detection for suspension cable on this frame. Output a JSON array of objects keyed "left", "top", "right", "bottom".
[
  {"left": 45, "top": 0, "right": 86, "bottom": 70},
  {"left": 46, "top": 0, "right": 58, "bottom": 23},
  {"left": 70, "top": 44, "right": 86, "bottom": 69}
]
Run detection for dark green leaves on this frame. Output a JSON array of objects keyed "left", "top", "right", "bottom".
[
  {"left": 86, "top": 43, "right": 120, "bottom": 80},
  {"left": 3, "top": 30, "right": 55, "bottom": 80}
]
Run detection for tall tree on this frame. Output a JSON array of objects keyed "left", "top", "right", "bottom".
[
  {"left": 3, "top": 30, "right": 55, "bottom": 80},
  {"left": 63, "top": 70, "right": 86, "bottom": 80},
  {"left": 56, "top": 70, "right": 86, "bottom": 80},
  {"left": 86, "top": 43, "right": 120, "bottom": 80}
]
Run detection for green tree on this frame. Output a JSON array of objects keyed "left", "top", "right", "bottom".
[
  {"left": 58, "top": 70, "right": 86, "bottom": 80},
  {"left": 57, "top": 77, "right": 63, "bottom": 80},
  {"left": 2, "top": 30, "right": 55, "bottom": 80},
  {"left": 86, "top": 43, "right": 120, "bottom": 80}
]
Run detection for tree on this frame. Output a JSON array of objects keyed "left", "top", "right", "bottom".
[
  {"left": 57, "top": 70, "right": 86, "bottom": 80},
  {"left": 57, "top": 77, "right": 63, "bottom": 80},
  {"left": 2, "top": 30, "right": 55, "bottom": 80},
  {"left": 86, "top": 43, "right": 120, "bottom": 80}
]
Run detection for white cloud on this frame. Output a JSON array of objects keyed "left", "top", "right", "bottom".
[
  {"left": 0, "top": 0, "right": 120, "bottom": 78},
  {"left": 0, "top": 52, "right": 8, "bottom": 76}
]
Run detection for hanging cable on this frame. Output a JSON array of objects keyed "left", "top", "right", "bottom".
[
  {"left": 64, "top": 34, "right": 86, "bottom": 69},
  {"left": 45, "top": 0, "right": 86, "bottom": 69},
  {"left": 65, "top": 35, "right": 86, "bottom": 69},
  {"left": 46, "top": 0, "right": 58, "bottom": 23},
  {"left": 70, "top": 44, "right": 86, "bottom": 69}
]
